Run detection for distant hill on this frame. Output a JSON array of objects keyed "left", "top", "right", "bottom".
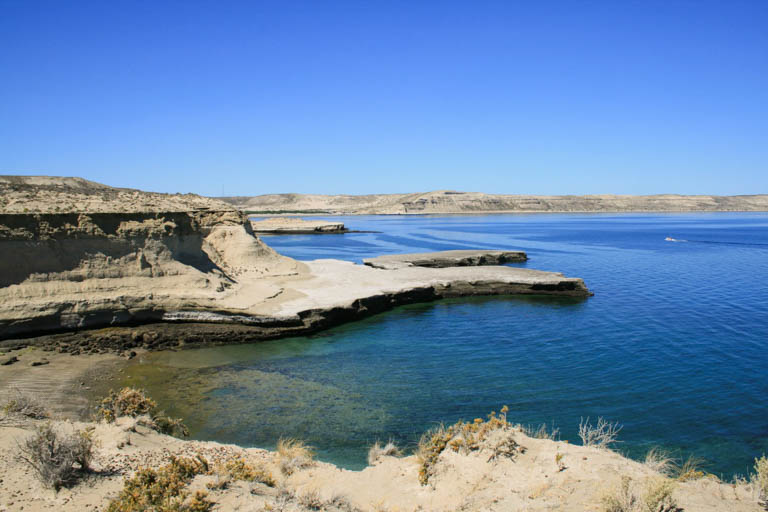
[{"left": 218, "top": 190, "right": 768, "bottom": 214}]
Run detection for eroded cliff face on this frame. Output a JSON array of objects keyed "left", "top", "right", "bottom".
[{"left": 0, "top": 178, "right": 301, "bottom": 339}]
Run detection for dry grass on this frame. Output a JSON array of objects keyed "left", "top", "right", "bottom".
[
  {"left": 644, "top": 447, "right": 675, "bottom": 476},
  {"left": 675, "top": 455, "right": 707, "bottom": 482},
  {"left": 367, "top": 440, "right": 402, "bottom": 465},
  {"left": 578, "top": 417, "right": 622, "bottom": 450},
  {"left": 522, "top": 422, "right": 560, "bottom": 440},
  {"left": 275, "top": 438, "right": 315, "bottom": 476},
  {"left": 17, "top": 423, "right": 94, "bottom": 490}
]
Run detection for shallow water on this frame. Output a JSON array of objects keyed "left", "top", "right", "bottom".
[{"left": 110, "top": 213, "right": 768, "bottom": 476}]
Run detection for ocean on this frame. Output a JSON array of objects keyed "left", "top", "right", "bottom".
[{"left": 111, "top": 213, "right": 768, "bottom": 477}]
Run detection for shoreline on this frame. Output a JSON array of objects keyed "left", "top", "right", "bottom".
[{"left": 241, "top": 209, "right": 768, "bottom": 216}]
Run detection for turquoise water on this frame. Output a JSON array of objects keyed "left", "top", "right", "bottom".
[{"left": 125, "top": 214, "right": 768, "bottom": 477}]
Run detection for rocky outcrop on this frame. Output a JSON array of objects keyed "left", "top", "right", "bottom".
[
  {"left": 250, "top": 218, "right": 347, "bottom": 234},
  {"left": 363, "top": 250, "right": 527, "bottom": 270},
  {"left": 221, "top": 190, "right": 768, "bottom": 214},
  {"left": 0, "top": 176, "right": 591, "bottom": 349}
]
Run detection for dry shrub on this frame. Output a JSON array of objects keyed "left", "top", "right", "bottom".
[
  {"left": 106, "top": 455, "right": 212, "bottom": 512},
  {"left": 276, "top": 438, "right": 315, "bottom": 476},
  {"left": 417, "top": 406, "right": 522, "bottom": 485},
  {"left": 643, "top": 477, "right": 679, "bottom": 512},
  {"left": 754, "top": 455, "right": 768, "bottom": 510},
  {"left": 601, "top": 476, "right": 637, "bottom": 512},
  {"left": 208, "top": 456, "right": 275, "bottom": 489},
  {"left": 96, "top": 387, "right": 189, "bottom": 438},
  {"left": 578, "top": 417, "right": 622, "bottom": 449},
  {"left": 600, "top": 476, "right": 680, "bottom": 512},
  {"left": 367, "top": 440, "right": 402, "bottom": 465},
  {"left": 298, "top": 489, "right": 323, "bottom": 510},
  {"left": 17, "top": 423, "right": 94, "bottom": 490},
  {"left": 97, "top": 387, "right": 156, "bottom": 422},
  {"left": 2, "top": 389, "right": 48, "bottom": 420}
]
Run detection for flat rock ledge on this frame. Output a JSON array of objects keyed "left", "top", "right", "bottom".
[
  {"left": 0, "top": 252, "right": 590, "bottom": 354},
  {"left": 364, "top": 249, "right": 528, "bottom": 270},
  {"left": 250, "top": 218, "right": 347, "bottom": 234}
]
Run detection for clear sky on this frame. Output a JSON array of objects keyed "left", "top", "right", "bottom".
[{"left": 1, "top": 1, "right": 766, "bottom": 196}]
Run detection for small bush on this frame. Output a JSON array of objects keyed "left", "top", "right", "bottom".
[
  {"left": 17, "top": 423, "right": 94, "bottom": 490},
  {"left": 208, "top": 456, "right": 275, "bottom": 489},
  {"left": 643, "top": 477, "right": 679, "bottom": 512},
  {"left": 298, "top": 489, "right": 323, "bottom": 510},
  {"left": 578, "top": 417, "right": 622, "bottom": 449},
  {"left": 3, "top": 390, "right": 48, "bottom": 419},
  {"left": 754, "top": 455, "right": 768, "bottom": 510},
  {"left": 276, "top": 438, "right": 315, "bottom": 476},
  {"left": 601, "top": 476, "right": 636, "bottom": 512},
  {"left": 601, "top": 476, "right": 680, "bottom": 512},
  {"left": 367, "top": 440, "right": 401, "bottom": 465},
  {"left": 152, "top": 414, "right": 191, "bottom": 438},
  {"left": 106, "top": 455, "right": 212, "bottom": 512},
  {"left": 96, "top": 387, "right": 189, "bottom": 438},
  {"left": 417, "top": 406, "right": 520, "bottom": 485},
  {"left": 97, "top": 387, "right": 157, "bottom": 423}
]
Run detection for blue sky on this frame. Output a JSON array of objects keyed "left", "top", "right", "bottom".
[{"left": 1, "top": 0, "right": 766, "bottom": 196}]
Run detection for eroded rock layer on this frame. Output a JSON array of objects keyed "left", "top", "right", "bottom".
[{"left": 0, "top": 176, "right": 591, "bottom": 349}]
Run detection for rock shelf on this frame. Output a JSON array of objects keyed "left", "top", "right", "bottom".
[{"left": 0, "top": 176, "right": 591, "bottom": 352}]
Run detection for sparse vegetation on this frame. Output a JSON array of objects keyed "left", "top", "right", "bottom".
[
  {"left": 675, "top": 455, "right": 707, "bottom": 482},
  {"left": 417, "top": 406, "right": 523, "bottom": 485},
  {"left": 96, "top": 387, "right": 189, "bottom": 437},
  {"left": 644, "top": 447, "right": 675, "bottom": 476},
  {"left": 601, "top": 476, "right": 680, "bottom": 512},
  {"left": 753, "top": 455, "right": 768, "bottom": 510},
  {"left": 275, "top": 438, "right": 315, "bottom": 476},
  {"left": 578, "top": 417, "right": 622, "bottom": 449},
  {"left": 298, "top": 489, "right": 323, "bottom": 510},
  {"left": 367, "top": 440, "right": 402, "bottom": 465},
  {"left": 643, "top": 477, "right": 679, "bottom": 512},
  {"left": 96, "top": 387, "right": 156, "bottom": 422},
  {"left": 17, "top": 423, "right": 94, "bottom": 490},
  {"left": 522, "top": 422, "right": 560, "bottom": 440},
  {"left": 2, "top": 389, "right": 48, "bottom": 420},
  {"left": 208, "top": 456, "right": 275, "bottom": 489},
  {"left": 106, "top": 455, "right": 213, "bottom": 512},
  {"left": 601, "top": 476, "right": 637, "bottom": 512}
]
